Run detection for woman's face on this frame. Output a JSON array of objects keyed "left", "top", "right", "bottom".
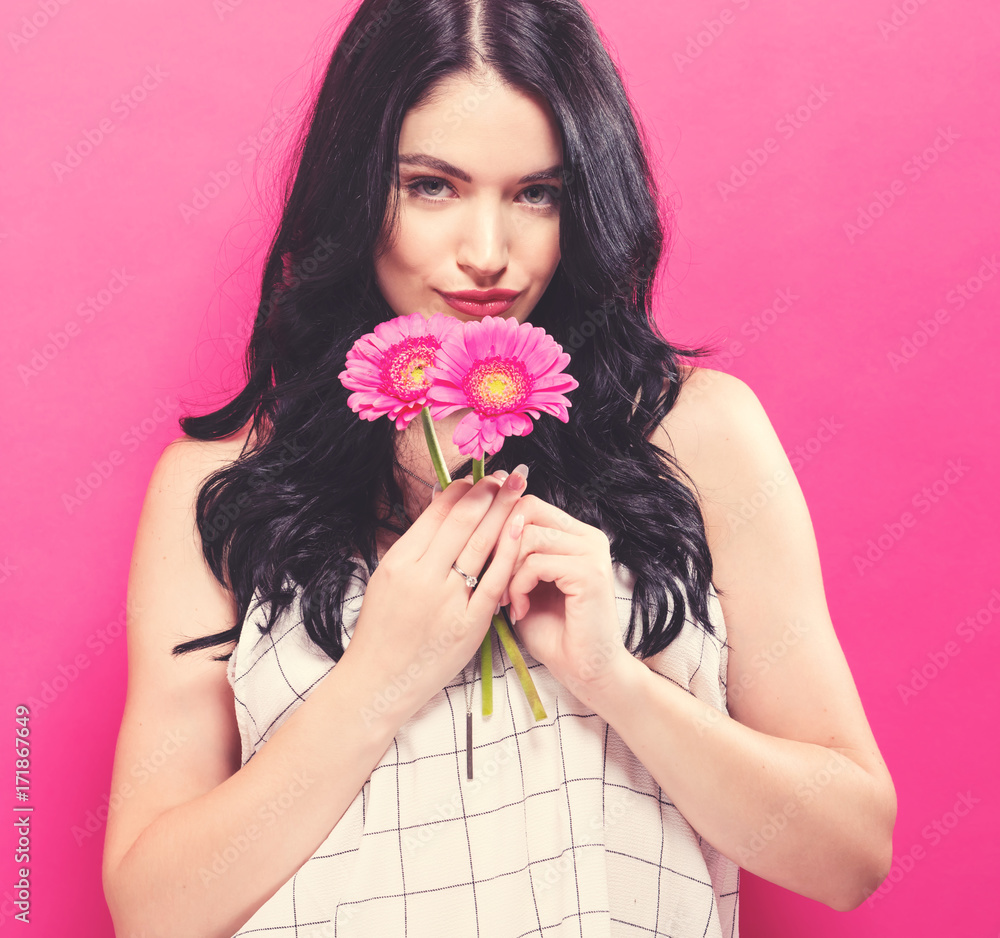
[{"left": 375, "top": 72, "right": 563, "bottom": 325}]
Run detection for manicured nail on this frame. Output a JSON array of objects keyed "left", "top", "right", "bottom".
[
  {"left": 495, "top": 601, "right": 501, "bottom": 616},
  {"left": 432, "top": 480, "right": 442, "bottom": 494},
  {"left": 510, "top": 513, "right": 524, "bottom": 538},
  {"left": 507, "top": 463, "right": 529, "bottom": 490},
  {"left": 511, "top": 608, "right": 517, "bottom": 626},
  {"left": 494, "top": 470, "right": 509, "bottom": 481}
]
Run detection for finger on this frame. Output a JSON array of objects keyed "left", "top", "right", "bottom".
[
  {"left": 502, "top": 493, "right": 591, "bottom": 538},
  {"left": 431, "top": 469, "right": 505, "bottom": 502},
  {"left": 481, "top": 495, "right": 583, "bottom": 607},
  {"left": 469, "top": 506, "right": 525, "bottom": 620},
  {"left": 499, "top": 515, "right": 591, "bottom": 595},
  {"left": 417, "top": 473, "right": 508, "bottom": 571},
  {"left": 440, "top": 464, "right": 529, "bottom": 580},
  {"left": 514, "top": 521, "right": 590, "bottom": 560},
  {"left": 394, "top": 476, "right": 476, "bottom": 559},
  {"left": 508, "top": 539, "right": 612, "bottom": 620},
  {"left": 507, "top": 551, "right": 574, "bottom": 621}
]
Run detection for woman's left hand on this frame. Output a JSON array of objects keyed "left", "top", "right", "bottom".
[{"left": 501, "top": 494, "right": 630, "bottom": 702}]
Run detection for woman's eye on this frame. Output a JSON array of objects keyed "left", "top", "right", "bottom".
[
  {"left": 406, "top": 177, "right": 451, "bottom": 198},
  {"left": 404, "top": 178, "right": 561, "bottom": 207},
  {"left": 519, "top": 185, "right": 560, "bottom": 207}
]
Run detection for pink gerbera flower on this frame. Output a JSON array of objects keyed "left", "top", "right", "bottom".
[
  {"left": 338, "top": 312, "right": 462, "bottom": 430},
  {"left": 424, "top": 315, "right": 579, "bottom": 459}
]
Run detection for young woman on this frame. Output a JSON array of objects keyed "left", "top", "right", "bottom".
[{"left": 102, "top": 1, "right": 896, "bottom": 935}]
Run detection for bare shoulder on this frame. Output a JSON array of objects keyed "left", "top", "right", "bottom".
[
  {"left": 103, "top": 420, "right": 257, "bottom": 885},
  {"left": 163, "top": 420, "right": 259, "bottom": 480},
  {"left": 651, "top": 365, "right": 895, "bottom": 802},
  {"left": 149, "top": 423, "right": 259, "bottom": 587},
  {"left": 650, "top": 363, "right": 784, "bottom": 516}
]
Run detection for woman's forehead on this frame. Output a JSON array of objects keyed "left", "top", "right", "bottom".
[{"left": 398, "top": 78, "right": 562, "bottom": 177}]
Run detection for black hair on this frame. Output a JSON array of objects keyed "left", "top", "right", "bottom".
[{"left": 172, "top": 0, "right": 722, "bottom": 664}]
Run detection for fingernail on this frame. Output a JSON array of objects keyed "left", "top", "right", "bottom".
[
  {"left": 495, "top": 601, "right": 501, "bottom": 616},
  {"left": 507, "top": 463, "right": 529, "bottom": 491},
  {"left": 432, "top": 480, "right": 442, "bottom": 494},
  {"left": 494, "top": 470, "right": 509, "bottom": 481},
  {"left": 509, "top": 513, "right": 524, "bottom": 539},
  {"left": 511, "top": 608, "right": 517, "bottom": 626}
]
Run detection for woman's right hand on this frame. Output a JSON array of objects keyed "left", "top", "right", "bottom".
[{"left": 342, "top": 465, "right": 529, "bottom": 727}]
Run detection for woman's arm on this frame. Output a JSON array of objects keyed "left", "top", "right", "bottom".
[
  {"left": 103, "top": 438, "right": 405, "bottom": 938},
  {"left": 578, "top": 367, "right": 896, "bottom": 911}
]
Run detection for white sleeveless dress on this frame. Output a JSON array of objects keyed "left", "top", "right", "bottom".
[{"left": 226, "top": 559, "right": 740, "bottom": 937}]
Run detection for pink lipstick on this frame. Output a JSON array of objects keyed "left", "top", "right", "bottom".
[{"left": 437, "top": 288, "right": 521, "bottom": 317}]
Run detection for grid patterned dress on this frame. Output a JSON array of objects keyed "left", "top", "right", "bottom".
[{"left": 226, "top": 559, "right": 740, "bottom": 937}]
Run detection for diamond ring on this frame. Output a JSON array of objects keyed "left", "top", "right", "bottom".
[{"left": 451, "top": 561, "right": 478, "bottom": 588}]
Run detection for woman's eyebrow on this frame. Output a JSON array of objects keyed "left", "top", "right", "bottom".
[{"left": 398, "top": 153, "right": 562, "bottom": 184}]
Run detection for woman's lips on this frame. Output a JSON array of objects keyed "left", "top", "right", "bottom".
[{"left": 436, "top": 291, "right": 520, "bottom": 317}]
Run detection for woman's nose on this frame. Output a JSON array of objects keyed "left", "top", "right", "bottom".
[{"left": 456, "top": 203, "right": 509, "bottom": 277}]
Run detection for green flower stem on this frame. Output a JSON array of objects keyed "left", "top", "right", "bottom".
[
  {"left": 419, "top": 411, "right": 541, "bottom": 719},
  {"left": 471, "top": 458, "right": 494, "bottom": 712},
  {"left": 493, "top": 611, "right": 548, "bottom": 721},
  {"left": 421, "top": 407, "right": 452, "bottom": 489}
]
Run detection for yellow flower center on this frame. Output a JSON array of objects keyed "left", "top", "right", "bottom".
[
  {"left": 381, "top": 336, "right": 439, "bottom": 401},
  {"left": 463, "top": 357, "right": 532, "bottom": 415}
]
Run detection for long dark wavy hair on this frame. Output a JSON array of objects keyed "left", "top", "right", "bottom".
[{"left": 173, "top": 0, "right": 723, "bottom": 665}]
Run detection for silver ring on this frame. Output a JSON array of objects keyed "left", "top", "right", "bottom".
[{"left": 451, "top": 561, "right": 478, "bottom": 588}]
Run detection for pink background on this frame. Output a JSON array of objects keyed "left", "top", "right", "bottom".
[{"left": 2, "top": 0, "right": 997, "bottom": 934}]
